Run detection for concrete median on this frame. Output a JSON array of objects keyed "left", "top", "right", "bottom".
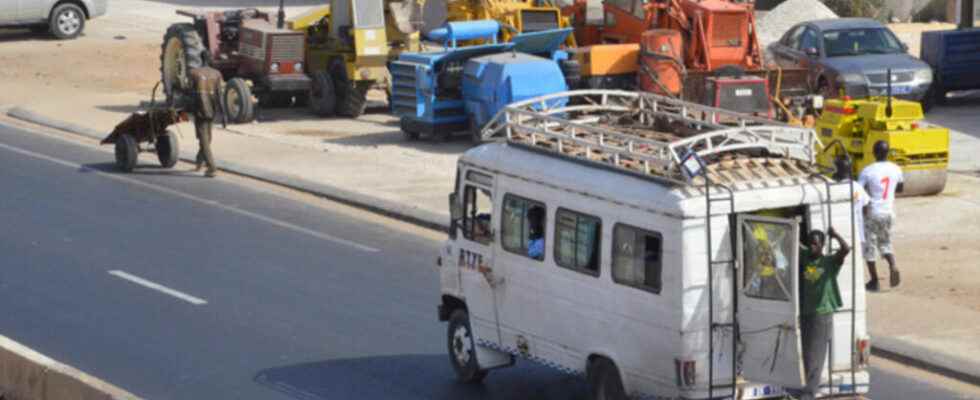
[{"left": 0, "top": 335, "right": 138, "bottom": 400}]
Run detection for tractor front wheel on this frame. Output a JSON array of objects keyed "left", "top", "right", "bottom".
[
  {"left": 114, "top": 134, "right": 138, "bottom": 172},
  {"left": 310, "top": 71, "right": 337, "bottom": 117},
  {"left": 224, "top": 78, "right": 255, "bottom": 124}
]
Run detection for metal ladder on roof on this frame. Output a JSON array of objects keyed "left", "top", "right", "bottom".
[{"left": 704, "top": 176, "right": 739, "bottom": 400}]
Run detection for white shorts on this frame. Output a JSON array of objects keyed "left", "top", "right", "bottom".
[{"left": 863, "top": 213, "right": 894, "bottom": 261}]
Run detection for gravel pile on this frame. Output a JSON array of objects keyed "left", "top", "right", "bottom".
[{"left": 756, "top": 0, "right": 838, "bottom": 49}]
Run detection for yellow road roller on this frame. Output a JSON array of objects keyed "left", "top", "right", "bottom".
[{"left": 815, "top": 96, "right": 949, "bottom": 196}]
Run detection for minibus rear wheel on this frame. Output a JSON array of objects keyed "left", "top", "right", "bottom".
[
  {"left": 588, "top": 357, "right": 626, "bottom": 400},
  {"left": 447, "top": 309, "right": 488, "bottom": 383}
]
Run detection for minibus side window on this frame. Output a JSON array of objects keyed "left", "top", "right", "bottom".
[
  {"left": 462, "top": 185, "right": 493, "bottom": 245},
  {"left": 554, "top": 208, "right": 602, "bottom": 276},
  {"left": 612, "top": 224, "right": 663, "bottom": 294},
  {"left": 501, "top": 194, "right": 546, "bottom": 261}
]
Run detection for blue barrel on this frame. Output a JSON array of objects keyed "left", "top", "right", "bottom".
[{"left": 426, "top": 20, "right": 500, "bottom": 47}]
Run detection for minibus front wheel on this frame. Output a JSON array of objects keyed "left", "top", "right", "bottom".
[{"left": 447, "top": 309, "right": 488, "bottom": 383}]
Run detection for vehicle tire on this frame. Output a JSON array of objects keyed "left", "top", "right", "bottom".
[
  {"left": 588, "top": 357, "right": 627, "bottom": 400},
  {"left": 156, "top": 130, "right": 179, "bottom": 168},
  {"left": 338, "top": 80, "right": 371, "bottom": 118},
  {"left": 447, "top": 309, "right": 488, "bottom": 384},
  {"left": 924, "top": 82, "right": 945, "bottom": 111},
  {"left": 400, "top": 117, "right": 420, "bottom": 140},
  {"left": 469, "top": 118, "right": 483, "bottom": 144},
  {"left": 49, "top": 4, "right": 85, "bottom": 40},
  {"left": 310, "top": 70, "right": 337, "bottom": 117},
  {"left": 114, "top": 134, "right": 138, "bottom": 172},
  {"left": 160, "top": 23, "right": 205, "bottom": 102},
  {"left": 224, "top": 78, "right": 255, "bottom": 123}
]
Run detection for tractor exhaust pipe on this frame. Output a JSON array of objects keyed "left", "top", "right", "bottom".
[
  {"left": 886, "top": 68, "right": 893, "bottom": 118},
  {"left": 277, "top": 0, "right": 285, "bottom": 29}
]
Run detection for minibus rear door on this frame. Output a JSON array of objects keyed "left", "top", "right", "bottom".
[{"left": 735, "top": 215, "right": 805, "bottom": 388}]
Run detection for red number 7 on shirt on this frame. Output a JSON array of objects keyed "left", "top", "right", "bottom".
[{"left": 881, "top": 177, "right": 890, "bottom": 199}]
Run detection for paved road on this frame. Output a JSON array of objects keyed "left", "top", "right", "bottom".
[{"left": 0, "top": 123, "right": 975, "bottom": 400}]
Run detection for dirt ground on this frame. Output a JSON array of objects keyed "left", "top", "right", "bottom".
[
  {"left": 1, "top": 10, "right": 978, "bottom": 312},
  {"left": 890, "top": 172, "right": 980, "bottom": 312}
]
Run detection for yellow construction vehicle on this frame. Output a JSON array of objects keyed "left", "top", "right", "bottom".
[
  {"left": 815, "top": 96, "right": 949, "bottom": 196},
  {"left": 288, "top": 0, "right": 422, "bottom": 117},
  {"left": 422, "top": 0, "right": 574, "bottom": 46}
]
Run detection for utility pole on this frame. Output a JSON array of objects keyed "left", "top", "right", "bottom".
[{"left": 961, "top": 0, "right": 976, "bottom": 29}]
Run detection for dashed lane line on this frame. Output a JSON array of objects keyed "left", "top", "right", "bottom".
[{"left": 108, "top": 270, "right": 207, "bottom": 306}]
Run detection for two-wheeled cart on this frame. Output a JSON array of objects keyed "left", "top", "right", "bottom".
[{"left": 101, "top": 83, "right": 188, "bottom": 172}]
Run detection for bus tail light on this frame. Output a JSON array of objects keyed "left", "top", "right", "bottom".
[
  {"left": 675, "top": 358, "right": 696, "bottom": 388},
  {"left": 856, "top": 338, "right": 871, "bottom": 367}
]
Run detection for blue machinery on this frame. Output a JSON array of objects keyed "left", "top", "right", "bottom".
[{"left": 389, "top": 21, "right": 574, "bottom": 141}]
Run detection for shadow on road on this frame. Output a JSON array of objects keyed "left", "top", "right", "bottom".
[
  {"left": 80, "top": 162, "right": 208, "bottom": 178},
  {"left": 0, "top": 28, "right": 55, "bottom": 43},
  {"left": 254, "top": 354, "right": 588, "bottom": 400}
]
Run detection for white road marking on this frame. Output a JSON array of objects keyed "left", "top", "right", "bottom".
[
  {"left": 108, "top": 270, "right": 207, "bottom": 305},
  {"left": 0, "top": 141, "right": 380, "bottom": 253}
]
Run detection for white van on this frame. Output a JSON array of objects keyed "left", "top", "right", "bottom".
[{"left": 436, "top": 91, "right": 870, "bottom": 399}]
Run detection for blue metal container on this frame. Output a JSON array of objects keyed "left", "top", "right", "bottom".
[
  {"left": 426, "top": 20, "right": 501, "bottom": 48},
  {"left": 921, "top": 28, "right": 980, "bottom": 97}
]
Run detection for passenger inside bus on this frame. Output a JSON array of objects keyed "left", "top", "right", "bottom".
[{"left": 527, "top": 206, "right": 545, "bottom": 260}]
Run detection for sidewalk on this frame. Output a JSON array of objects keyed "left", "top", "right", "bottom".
[{"left": 2, "top": 0, "right": 980, "bottom": 387}]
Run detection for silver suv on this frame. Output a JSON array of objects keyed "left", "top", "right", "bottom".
[{"left": 0, "top": 0, "right": 108, "bottom": 39}]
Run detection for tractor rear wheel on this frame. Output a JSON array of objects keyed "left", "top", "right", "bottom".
[
  {"left": 161, "top": 23, "right": 205, "bottom": 103},
  {"left": 310, "top": 71, "right": 337, "bottom": 117},
  {"left": 114, "top": 134, "right": 138, "bottom": 172},
  {"left": 156, "top": 130, "right": 180, "bottom": 168},
  {"left": 224, "top": 78, "right": 255, "bottom": 123}
]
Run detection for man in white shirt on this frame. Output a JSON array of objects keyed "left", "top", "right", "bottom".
[{"left": 857, "top": 141, "right": 904, "bottom": 291}]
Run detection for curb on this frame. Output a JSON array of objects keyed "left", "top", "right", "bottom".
[
  {"left": 5, "top": 107, "right": 450, "bottom": 233},
  {"left": 872, "top": 337, "right": 980, "bottom": 386},
  {"left": 0, "top": 334, "right": 139, "bottom": 400}
]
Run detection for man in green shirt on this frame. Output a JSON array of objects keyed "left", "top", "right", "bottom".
[{"left": 799, "top": 227, "right": 850, "bottom": 400}]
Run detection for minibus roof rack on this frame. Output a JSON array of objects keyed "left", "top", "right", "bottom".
[{"left": 481, "top": 90, "right": 823, "bottom": 188}]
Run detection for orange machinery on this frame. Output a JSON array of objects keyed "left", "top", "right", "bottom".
[{"left": 562, "top": 0, "right": 813, "bottom": 123}]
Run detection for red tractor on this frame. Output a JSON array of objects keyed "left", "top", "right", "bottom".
[{"left": 161, "top": 7, "right": 311, "bottom": 123}]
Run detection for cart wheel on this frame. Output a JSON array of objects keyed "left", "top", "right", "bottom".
[
  {"left": 225, "top": 78, "right": 255, "bottom": 123},
  {"left": 114, "top": 134, "right": 138, "bottom": 172},
  {"left": 400, "top": 117, "right": 420, "bottom": 141},
  {"left": 156, "top": 130, "right": 180, "bottom": 168}
]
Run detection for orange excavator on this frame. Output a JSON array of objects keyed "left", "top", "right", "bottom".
[{"left": 562, "top": 0, "right": 814, "bottom": 123}]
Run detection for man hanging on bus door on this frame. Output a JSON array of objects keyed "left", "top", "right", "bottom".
[{"left": 797, "top": 227, "right": 850, "bottom": 400}]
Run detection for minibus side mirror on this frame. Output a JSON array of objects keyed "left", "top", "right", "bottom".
[{"left": 448, "top": 192, "right": 461, "bottom": 239}]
